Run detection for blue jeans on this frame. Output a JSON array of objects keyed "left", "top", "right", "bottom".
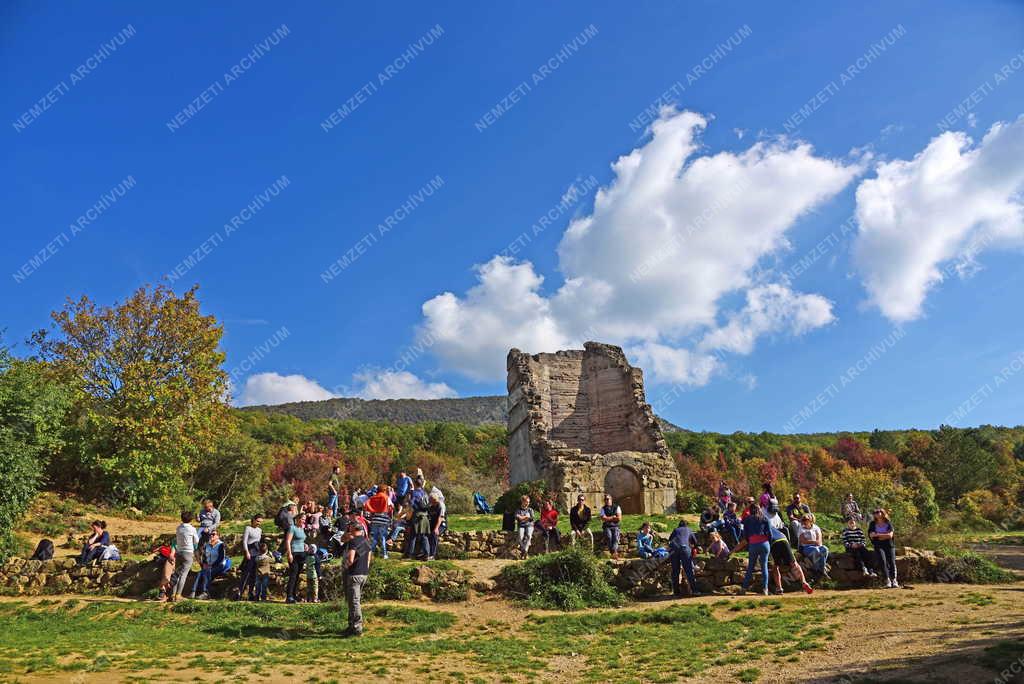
[
  {"left": 671, "top": 548, "right": 697, "bottom": 594},
  {"left": 389, "top": 521, "right": 405, "bottom": 542},
  {"left": 603, "top": 525, "right": 620, "bottom": 554},
  {"left": 370, "top": 524, "right": 389, "bottom": 559},
  {"left": 255, "top": 574, "right": 269, "bottom": 600},
  {"left": 327, "top": 492, "right": 339, "bottom": 517},
  {"left": 192, "top": 562, "right": 227, "bottom": 596},
  {"left": 800, "top": 544, "right": 829, "bottom": 574},
  {"left": 743, "top": 541, "right": 771, "bottom": 592}
]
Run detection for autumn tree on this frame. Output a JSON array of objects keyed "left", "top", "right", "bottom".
[{"left": 32, "top": 285, "right": 231, "bottom": 510}]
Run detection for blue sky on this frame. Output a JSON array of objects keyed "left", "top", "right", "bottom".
[{"left": 4, "top": 1, "right": 1024, "bottom": 433}]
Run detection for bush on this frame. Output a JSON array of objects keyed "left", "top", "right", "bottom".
[
  {"left": 675, "top": 490, "right": 712, "bottom": 515},
  {"left": 362, "top": 559, "right": 415, "bottom": 601},
  {"left": 936, "top": 549, "right": 1017, "bottom": 584},
  {"left": 494, "top": 480, "right": 553, "bottom": 514},
  {"left": 498, "top": 547, "right": 623, "bottom": 611},
  {"left": 439, "top": 484, "right": 475, "bottom": 515},
  {"left": 816, "top": 466, "right": 920, "bottom": 531},
  {"left": 901, "top": 467, "right": 940, "bottom": 525}
]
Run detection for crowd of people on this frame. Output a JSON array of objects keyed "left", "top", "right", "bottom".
[{"left": 68, "top": 469, "right": 903, "bottom": 633}]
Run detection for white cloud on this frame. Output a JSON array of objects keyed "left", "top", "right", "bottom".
[
  {"left": 853, "top": 116, "right": 1024, "bottom": 322},
  {"left": 420, "top": 108, "right": 858, "bottom": 384},
  {"left": 352, "top": 369, "right": 457, "bottom": 400},
  {"left": 698, "top": 283, "right": 836, "bottom": 355},
  {"left": 237, "top": 372, "right": 336, "bottom": 406}
]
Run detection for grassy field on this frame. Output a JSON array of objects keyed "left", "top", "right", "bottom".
[{"left": 0, "top": 596, "right": 837, "bottom": 682}]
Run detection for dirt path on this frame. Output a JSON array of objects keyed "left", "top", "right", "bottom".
[{"left": 970, "top": 543, "right": 1024, "bottom": 576}]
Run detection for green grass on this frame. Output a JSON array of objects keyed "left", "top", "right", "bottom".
[{"left": 0, "top": 595, "right": 838, "bottom": 680}]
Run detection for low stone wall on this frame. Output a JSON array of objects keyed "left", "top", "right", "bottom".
[{"left": 611, "top": 547, "right": 944, "bottom": 596}]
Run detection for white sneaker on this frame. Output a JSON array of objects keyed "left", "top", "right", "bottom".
[
  {"left": 891, "top": 580, "right": 900, "bottom": 589},
  {"left": 884, "top": 579, "right": 893, "bottom": 588}
]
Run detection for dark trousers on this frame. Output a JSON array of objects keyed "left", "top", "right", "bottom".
[
  {"left": 286, "top": 552, "right": 306, "bottom": 600},
  {"left": 237, "top": 545, "right": 260, "bottom": 598},
  {"left": 874, "top": 542, "right": 896, "bottom": 580},
  {"left": 671, "top": 548, "right": 697, "bottom": 594},
  {"left": 848, "top": 545, "right": 873, "bottom": 572}
]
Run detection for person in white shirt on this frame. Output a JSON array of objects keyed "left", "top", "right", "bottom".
[
  {"left": 237, "top": 514, "right": 263, "bottom": 601},
  {"left": 169, "top": 511, "right": 200, "bottom": 601},
  {"left": 797, "top": 514, "right": 830, "bottom": 579}
]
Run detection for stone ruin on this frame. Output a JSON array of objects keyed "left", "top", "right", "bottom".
[{"left": 506, "top": 341, "right": 678, "bottom": 513}]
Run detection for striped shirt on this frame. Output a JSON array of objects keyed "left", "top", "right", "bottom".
[
  {"left": 840, "top": 527, "right": 866, "bottom": 549},
  {"left": 369, "top": 511, "right": 392, "bottom": 528}
]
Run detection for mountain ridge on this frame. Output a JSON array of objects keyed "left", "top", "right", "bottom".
[{"left": 241, "top": 395, "right": 684, "bottom": 432}]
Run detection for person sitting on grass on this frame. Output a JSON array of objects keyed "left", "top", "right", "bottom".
[
  {"left": 668, "top": 518, "right": 701, "bottom": 596},
  {"left": 766, "top": 523, "right": 813, "bottom": 594},
  {"left": 797, "top": 514, "right": 830, "bottom": 580},
  {"left": 732, "top": 504, "right": 772, "bottom": 596},
  {"left": 515, "top": 495, "right": 535, "bottom": 559},
  {"left": 569, "top": 495, "right": 594, "bottom": 550},
  {"left": 707, "top": 530, "right": 730, "bottom": 560},
  {"left": 599, "top": 495, "right": 623, "bottom": 559},
  {"left": 869, "top": 508, "right": 899, "bottom": 588},
  {"left": 841, "top": 516, "right": 876, "bottom": 578},
  {"left": 191, "top": 529, "right": 230, "bottom": 599},
  {"left": 78, "top": 520, "right": 109, "bottom": 565},
  {"left": 539, "top": 499, "right": 561, "bottom": 552},
  {"left": 254, "top": 542, "right": 272, "bottom": 601}
]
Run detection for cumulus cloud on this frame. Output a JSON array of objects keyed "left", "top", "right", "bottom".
[
  {"left": 419, "top": 108, "right": 858, "bottom": 384},
  {"left": 352, "top": 369, "right": 457, "bottom": 400},
  {"left": 853, "top": 116, "right": 1024, "bottom": 321},
  {"left": 237, "top": 372, "right": 336, "bottom": 406}
]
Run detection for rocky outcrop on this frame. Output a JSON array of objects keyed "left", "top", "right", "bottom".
[{"left": 507, "top": 342, "right": 678, "bottom": 513}]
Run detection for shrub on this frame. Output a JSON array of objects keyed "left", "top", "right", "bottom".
[
  {"left": 936, "top": 549, "right": 1017, "bottom": 584},
  {"left": 900, "top": 467, "right": 940, "bottom": 525},
  {"left": 439, "top": 484, "right": 475, "bottom": 515},
  {"left": 362, "top": 559, "right": 415, "bottom": 601},
  {"left": 816, "top": 466, "right": 920, "bottom": 531},
  {"left": 494, "top": 480, "right": 553, "bottom": 514},
  {"left": 675, "top": 490, "right": 711, "bottom": 515},
  {"left": 498, "top": 547, "right": 623, "bottom": 610}
]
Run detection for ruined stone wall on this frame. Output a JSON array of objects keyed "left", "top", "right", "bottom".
[{"left": 507, "top": 342, "right": 678, "bottom": 513}]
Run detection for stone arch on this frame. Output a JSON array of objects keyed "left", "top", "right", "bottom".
[{"left": 604, "top": 465, "right": 643, "bottom": 514}]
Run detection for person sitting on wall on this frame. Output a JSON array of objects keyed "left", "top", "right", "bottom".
[
  {"left": 720, "top": 501, "right": 743, "bottom": 547},
  {"left": 515, "top": 495, "right": 535, "bottom": 559},
  {"left": 841, "top": 493, "right": 864, "bottom": 522},
  {"left": 699, "top": 504, "right": 722, "bottom": 532},
  {"left": 637, "top": 521, "right": 667, "bottom": 559},
  {"left": 78, "top": 520, "right": 109, "bottom": 565},
  {"left": 539, "top": 499, "right": 561, "bottom": 552},
  {"left": 599, "top": 495, "right": 623, "bottom": 559},
  {"left": 569, "top": 495, "right": 594, "bottom": 549},
  {"left": 785, "top": 493, "right": 811, "bottom": 546},
  {"left": 191, "top": 529, "right": 231, "bottom": 599}
]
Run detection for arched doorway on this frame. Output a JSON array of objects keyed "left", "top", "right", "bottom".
[{"left": 604, "top": 466, "right": 643, "bottom": 514}]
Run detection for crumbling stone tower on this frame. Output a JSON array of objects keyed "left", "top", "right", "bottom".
[{"left": 506, "top": 342, "right": 678, "bottom": 513}]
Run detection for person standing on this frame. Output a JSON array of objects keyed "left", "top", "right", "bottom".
[
  {"left": 394, "top": 470, "right": 413, "bottom": 501},
  {"left": 735, "top": 505, "right": 772, "bottom": 595},
  {"left": 169, "top": 511, "right": 200, "bottom": 601},
  {"left": 599, "top": 495, "right": 623, "bottom": 559},
  {"left": 366, "top": 485, "right": 394, "bottom": 560},
  {"left": 427, "top": 493, "right": 445, "bottom": 560},
  {"left": 406, "top": 481, "right": 431, "bottom": 559},
  {"left": 515, "top": 495, "right": 535, "bottom": 558},
  {"left": 869, "top": 508, "right": 899, "bottom": 588},
  {"left": 196, "top": 499, "right": 221, "bottom": 552},
  {"left": 766, "top": 523, "right": 814, "bottom": 595},
  {"left": 343, "top": 521, "right": 373, "bottom": 636},
  {"left": 569, "top": 495, "right": 593, "bottom": 550},
  {"left": 237, "top": 514, "right": 263, "bottom": 600},
  {"left": 328, "top": 466, "right": 341, "bottom": 517},
  {"left": 285, "top": 512, "right": 308, "bottom": 604},
  {"left": 668, "top": 518, "right": 700, "bottom": 596}
]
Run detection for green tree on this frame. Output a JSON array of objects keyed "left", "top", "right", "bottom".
[
  {"left": 929, "top": 426, "right": 1001, "bottom": 504},
  {"left": 0, "top": 345, "right": 72, "bottom": 559},
  {"left": 189, "top": 429, "right": 273, "bottom": 518},
  {"left": 32, "top": 285, "right": 231, "bottom": 511}
]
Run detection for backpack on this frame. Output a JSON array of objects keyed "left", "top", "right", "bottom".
[
  {"left": 501, "top": 510, "right": 515, "bottom": 532},
  {"left": 100, "top": 545, "right": 121, "bottom": 561},
  {"left": 275, "top": 507, "right": 292, "bottom": 531},
  {"left": 30, "top": 539, "right": 54, "bottom": 561}
]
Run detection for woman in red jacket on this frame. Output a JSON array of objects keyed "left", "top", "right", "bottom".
[{"left": 539, "top": 499, "right": 561, "bottom": 552}]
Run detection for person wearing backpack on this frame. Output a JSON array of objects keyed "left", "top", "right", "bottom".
[{"left": 405, "top": 481, "right": 431, "bottom": 560}]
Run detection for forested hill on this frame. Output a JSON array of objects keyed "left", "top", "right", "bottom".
[{"left": 243, "top": 395, "right": 685, "bottom": 432}]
